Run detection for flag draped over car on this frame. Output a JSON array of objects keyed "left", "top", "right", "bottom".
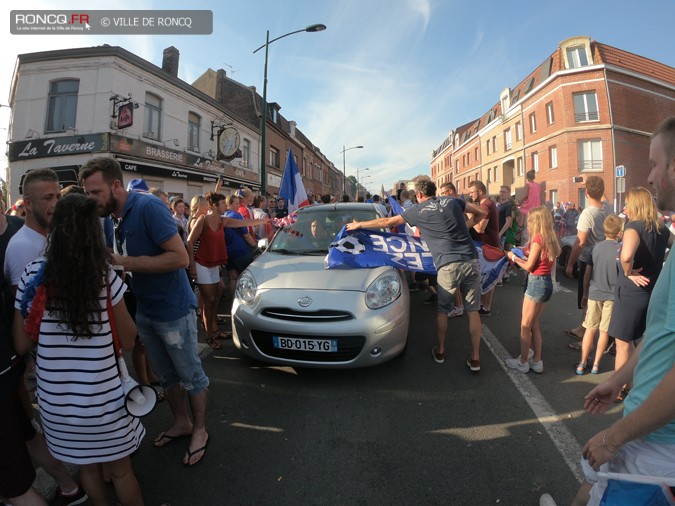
[
  {"left": 325, "top": 226, "right": 508, "bottom": 294},
  {"left": 279, "top": 147, "right": 309, "bottom": 214}
]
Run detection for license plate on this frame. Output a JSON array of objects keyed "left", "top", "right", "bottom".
[{"left": 273, "top": 336, "right": 338, "bottom": 352}]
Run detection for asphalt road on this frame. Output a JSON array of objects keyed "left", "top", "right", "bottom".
[{"left": 32, "top": 266, "right": 623, "bottom": 506}]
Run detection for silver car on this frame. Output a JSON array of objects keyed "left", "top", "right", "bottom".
[{"left": 232, "top": 203, "right": 410, "bottom": 368}]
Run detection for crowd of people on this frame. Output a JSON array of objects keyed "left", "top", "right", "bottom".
[{"left": 1, "top": 116, "right": 674, "bottom": 505}]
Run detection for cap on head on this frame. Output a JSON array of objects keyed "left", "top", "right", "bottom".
[{"left": 127, "top": 179, "right": 149, "bottom": 192}]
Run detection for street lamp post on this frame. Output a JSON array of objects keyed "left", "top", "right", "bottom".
[
  {"left": 356, "top": 167, "right": 369, "bottom": 199},
  {"left": 341, "top": 145, "right": 364, "bottom": 196},
  {"left": 360, "top": 175, "right": 373, "bottom": 198},
  {"left": 254, "top": 24, "right": 326, "bottom": 196}
]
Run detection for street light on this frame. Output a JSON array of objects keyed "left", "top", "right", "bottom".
[
  {"left": 254, "top": 23, "right": 326, "bottom": 196},
  {"left": 356, "top": 167, "right": 370, "bottom": 198},
  {"left": 360, "top": 175, "right": 373, "bottom": 195},
  {"left": 341, "top": 145, "right": 363, "bottom": 196}
]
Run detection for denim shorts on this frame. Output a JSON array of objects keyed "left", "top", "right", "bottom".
[
  {"left": 135, "top": 309, "right": 209, "bottom": 394},
  {"left": 524, "top": 273, "right": 553, "bottom": 303}
]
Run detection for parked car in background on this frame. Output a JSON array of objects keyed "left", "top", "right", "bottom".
[{"left": 232, "top": 203, "right": 410, "bottom": 368}]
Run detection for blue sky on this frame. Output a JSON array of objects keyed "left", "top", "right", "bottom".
[{"left": 1, "top": 0, "right": 674, "bottom": 194}]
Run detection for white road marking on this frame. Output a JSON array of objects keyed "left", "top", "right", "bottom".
[{"left": 482, "top": 324, "right": 584, "bottom": 483}]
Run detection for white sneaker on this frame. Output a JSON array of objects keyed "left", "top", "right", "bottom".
[
  {"left": 539, "top": 493, "right": 557, "bottom": 506},
  {"left": 505, "top": 356, "right": 530, "bottom": 373},
  {"left": 529, "top": 359, "right": 544, "bottom": 373},
  {"left": 448, "top": 306, "right": 464, "bottom": 318}
]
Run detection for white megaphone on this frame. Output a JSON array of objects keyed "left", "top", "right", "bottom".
[{"left": 117, "top": 356, "right": 157, "bottom": 417}]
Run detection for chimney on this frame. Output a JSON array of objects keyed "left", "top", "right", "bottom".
[
  {"left": 162, "top": 46, "right": 180, "bottom": 77},
  {"left": 216, "top": 69, "right": 227, "bottom": 103}
]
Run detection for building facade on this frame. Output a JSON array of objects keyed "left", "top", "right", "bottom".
[
  {"left": 192, "top": 68, "right": 342, "bottom": 198},
  {"left": 7, "top": 45, "right": 338, "bottom": 203},
  {"left": 431, "top": 36, "right": 675, "bottom": 210}
]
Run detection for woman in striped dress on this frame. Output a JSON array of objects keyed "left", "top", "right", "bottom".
[{"left": 13, "top": 193, "right": 145, "bottom": 506}]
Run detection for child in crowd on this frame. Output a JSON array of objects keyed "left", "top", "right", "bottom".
[
  {"left": 576, "top": 214, "right": 624, "bottom": 374},
  {"left": 505, "top": 207, "right": 561, "bottom": 373}
]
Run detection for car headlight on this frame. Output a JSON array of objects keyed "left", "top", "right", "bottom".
[
  {"left": 236, "top": 270, "right": 258, "bottom": 304},
  {"left": 365, "top": 270, "right": 401, "bottom": 309}
]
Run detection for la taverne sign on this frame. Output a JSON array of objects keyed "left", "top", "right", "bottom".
[{"left": 9, "top": 134, "right": 104, "bottom": 161}]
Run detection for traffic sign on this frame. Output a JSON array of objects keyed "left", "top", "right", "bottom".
[
  {"left": 617, "top": 177, "right": 625, "bottom": 194},
  {"left": 616, "top": 165, "right": 626, "bottom": 178}
]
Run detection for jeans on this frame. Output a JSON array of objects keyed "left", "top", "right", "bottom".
[{"left": 135, "top": 309, "right": 209, "bottom": 394}]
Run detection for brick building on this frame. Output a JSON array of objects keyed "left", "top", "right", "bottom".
[
  {"left": 192, "top": 68, "right": 342, "bottom": 197},
  {"left": 431, "top": 36, "right": 675, "bottom": 210}
]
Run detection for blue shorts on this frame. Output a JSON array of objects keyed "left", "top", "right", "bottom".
[
  {"left": 136, "top": 309, "right": 209, "bottom": 394},
  {"left": 524, "top": 274, "right": 553, "bottom": 304}
]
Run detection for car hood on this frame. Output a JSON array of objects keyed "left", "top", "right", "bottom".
[{"left": 246, "top": 251, "right": 394, "bottom": 291}]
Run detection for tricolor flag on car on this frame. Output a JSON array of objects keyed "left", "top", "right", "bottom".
[{"left": 279, "top": 148, "right": 310, "bottom": 214}]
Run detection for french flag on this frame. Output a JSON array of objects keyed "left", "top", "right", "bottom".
[{"left": 279, "top": 148, "right": 309, "bottom": 214}]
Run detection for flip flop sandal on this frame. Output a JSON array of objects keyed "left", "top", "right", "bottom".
[
  {"left": 216, "top": 330, "right": 232, "bottom": 340},
  {"left": 154, "top": 431, "right": 190, "bottom": 448},
  {"left": 206, "top": 336, "right": 223, "bottom": 350},
  {"left": 183, "top": 437, "right": 209, "bottom": 467},
  {"left": 566, "top": 342, "right": 582, "bottom": 351},
  {"left": 563, "top": 329, "right": 583, "bottom": 341}
]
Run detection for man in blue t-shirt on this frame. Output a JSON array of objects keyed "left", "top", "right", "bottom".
[
  {"left": 80, "top": 157, "right": 210, "bottom": 467},
  {"left": 347, "top": 180, "right": 487, "bottom": 372}
]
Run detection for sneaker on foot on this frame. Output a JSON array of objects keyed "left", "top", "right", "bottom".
[
  {"left": 432, "top": 346, "right": 445, "bottom": 364},
  {"left": 448, "top": 306, "right": 464, "bottom": 318},
  {"left": 529, "top": 358, "right": 544, "bottom": 373},
  {"left": 423, "top": 294, "right": 438, "bottom": 304},
  {"left": 409, "top": 283, "right": 420, "bottom": 292},
  {"left": 478, "top": 306, "right": 491, "bottom": 316},
  {"left": 505, "top": 356, "right": 529, "bottom": 373},
  {"left": 466, "top": 355, "right": 480, "bottom": 372},
  {"left": 539, "top": 493, "right": 557, "bottom": 506},
  {"left": 51, "top": 484, "right": 88, "bottom": 506}
]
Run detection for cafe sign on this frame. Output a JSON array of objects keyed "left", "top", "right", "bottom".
[{"left": 9, "top": 134, "right": 105, "bottom": 161}]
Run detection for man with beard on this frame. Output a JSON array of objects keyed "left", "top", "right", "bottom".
[
  {"left": 560, "top": 117, "right": 675, "bottom": 506},
  {"left": 4, "top": 169, "right": 60, "bottom": 291},
  {"left": 1, "top": 169, "right": 88, "bottom": 505},
  {"left": 79, "top": 156, "right": 210, "bottom": 467},
  {"left": 79, "top": 157, "right": 267, "bottom": 467}
]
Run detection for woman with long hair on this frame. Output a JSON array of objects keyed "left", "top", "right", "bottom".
[
  {"left": 187, "top": 193, "right": 228, "bottom": 349},
  {"left": 13, "top": 193, "right": 144, "bottom": 506},
  {"left": 505, "top": 207, "right": 561, "bottom": 373},
  {"left": 607, "top": 187, "right": 673, "bottom": 401}
]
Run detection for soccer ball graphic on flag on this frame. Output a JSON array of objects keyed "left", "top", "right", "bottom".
[{"left": 332, "top": 236, "right": 366, "bottom": 255}]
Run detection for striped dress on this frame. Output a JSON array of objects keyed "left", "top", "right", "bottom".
[{"left": 15, "top": 261, "right": 145, "bottom": 464}]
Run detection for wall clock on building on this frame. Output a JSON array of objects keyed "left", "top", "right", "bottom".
[{"left": 218, "top": 127, "right": 240, "bottom": 158}]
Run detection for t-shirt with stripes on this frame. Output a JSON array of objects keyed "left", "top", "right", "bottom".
[{"left": 15, "top": 260, "right": 145, "bottom": 464}]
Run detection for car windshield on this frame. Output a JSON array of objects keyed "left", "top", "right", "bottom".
[{"left": 269, "top": 208, "right": 381, "bottom": 254}]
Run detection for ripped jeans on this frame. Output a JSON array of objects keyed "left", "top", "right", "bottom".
[{"left": 135, "top": 309, "right": 209, "bottom": 395}]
